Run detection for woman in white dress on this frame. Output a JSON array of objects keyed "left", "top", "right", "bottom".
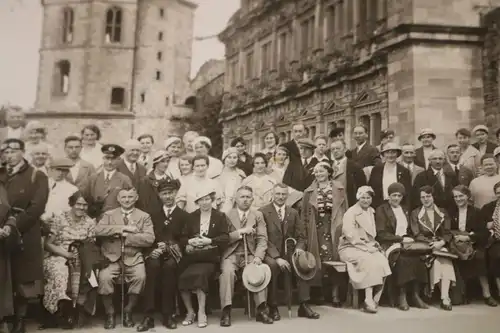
[
  {"left": 338, "top": 186, "right": 392, "bottom": 313},
  {"left": 216, "top": 147, "right": 246, "bottom": 214},
  {"left": 164, "top": 136, "right": 183, "bottom": 179},
  {"left": 80, "top": 125, "right": 103, "bottom": 169},
  {"left": 193, "top": 136, "right": 223, "bottom": 179},
  {"left": 241, "top": 153, "right": 276, "bottom": 210},
  {"left": 177, "top": 155, "right": 222, "bottom": 213}
]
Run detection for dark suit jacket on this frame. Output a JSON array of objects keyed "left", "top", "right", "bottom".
[
  {"left": 449, "top": 205, "right": 489, "bottom": 248},
  {"left": 259, "top": 203, "right": 301, "bottom": 259},
  {"left": 368, "top": 163, "right": 412, "bottom": 209},
  {"left": 409, "top": 206, "right": 452, "bottom": 244},
  {"left": 443, "top": 163, "right": 474, "bottom": 187},
  {"left": 116, "top": 159, "right": 147, "bottom": 188},
  {"left": 412, "top": 168, "right": 459, "bottom": 211},
  {"left": 236, "top": 152, "right": 253, "bottom": 177},
  {"left": 375, "top": 202, "right": 411, "bottom": 247},
  {"left": 340, "top": 159, "right": 367, "bottom": 207},
  {"left": 473, "top": 141, "right": 497, "bottom": 155},
  {"left": 150, "top": 206, "right": 189, "bottom": 246},
  {"left": 282, "top": 140, "right": 306, "bottom": 191},
  {"left": 414, "top": 145, "right": 436, "bottom": 168},
  {"left": 349, "top": 143, "right": 381, "bottom": 168}
]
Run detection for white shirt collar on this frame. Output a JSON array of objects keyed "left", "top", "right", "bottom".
[
  {"left": 124, "top": 159, "right": 136, "bottom": 172},
  {"left": 273, "top": 203, "right": 285, "bottom": 217},
  {"left": 237, "top": 208, "right": 249, "bottom": 220},
  {"left": 104, "top": 169, "right": 116, "bottom": 179},
  {"left": 431, "top": 167, "right": 442, "bottom": 175},
  {"left": 163, "top": 205, "right": 175, "bottom": 215},
  {"left": 357, "top": 141, "right": 366, "bottom": 151},
  {"left": 121, "top": 208, "right": 134, "bottom": 215}
]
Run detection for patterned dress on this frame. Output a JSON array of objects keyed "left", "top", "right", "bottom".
[
  {"left": 316, "top": 184, "right": 336, "bottom": 261},
  {"left": 43, "top": 211, "right": 96, "bottom": 314}
]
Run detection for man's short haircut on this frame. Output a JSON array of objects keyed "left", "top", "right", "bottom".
[
  {"left": 64, "top": 135, "right": 82, "bottom": 146},
  {"left": 137, "top": 134, "right": 154, "bottom": 144}
]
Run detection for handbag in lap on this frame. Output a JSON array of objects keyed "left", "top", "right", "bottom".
[{"left": 401, "top": 241, "right": 433, "bottom": 256}]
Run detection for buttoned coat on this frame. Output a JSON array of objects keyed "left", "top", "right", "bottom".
[
  {"left": 95, "top": 207, "right": 154, "bottom": 267},
  {"left": 443, "top": 163, "right": 474, "bottom": 187},
  {"left": 116, "top": 159, "right": 147, "bottom": 189},
  {"left": 375, "top": 202, "right": 411, "bottom": 250},
  {"left": 223, "top": 208, "right": 268, "bottom": 260},
  {"left": 368, "top": 163, "right": 412, "bottom": 208},
  {"left": 282, "top": 140, "right": 306, "bottom": 191},
  {"left": 409, "top": 206, "right": 452, "bottom": 244},
  {"left": 82, "top": 170, "right": 133, "bottom": 214},
  {"left": 349, "top": 143, "right": 381, "bottom": 168},
  {"left": 414, "top": 145, "right": 436, "bottom": 169},
  {"left": 412, "top": 168, "right": 458, "bottom": 211},
  {"left": 0, "top": 161, "right": 49, "bottom": 284},
  {"left": 66, "top": 159, "right": 95, "bottom": 190},
  {"left": 260, "top": 203, "right": 301, "bottom": 259},
  {"left": 398, "top": 162, "right": 425, "bottom": 185}
]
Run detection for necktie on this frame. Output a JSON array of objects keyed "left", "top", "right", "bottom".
[
  {"left": 123, "top": 213, "right": 130, "bottom": 225},
  {"left": 494, "top": 217, "right": 500, "bottom": 240},
  {"left": 51, "top": 182, "right": 57, "bottom": 190},
  {"left": 130, "top": 164, "right": 135, "bottom": 174},
  {"left": 7, "top": 166, "right": 13, "bottom": 175},
  {"left": 241, "top": 212, "right": 247, "bottom": 225},
  {"left": 105, "top": 173, "right": 110, "bottom": 184},
  {"left": 276, "top": 207, "right": 283, "bottom": 222},
  {"left": 454, "top": 165, "right": 459, "bottom": 178},
  {"left": 436, "top": 171, "right": 444, "bottom": 187}
]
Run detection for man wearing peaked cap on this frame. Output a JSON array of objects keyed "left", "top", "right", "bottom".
[
  {"left": 42, "top": 158, "right": 78, "bottom": 220},
  {"left": 137, "top": 176, "right": 188, "bottom": 331},
  {"left": 117, "top": 139, "right": 147, "bottom": 189},
  {"left": 472, "top": 124, "right": 498, "bottom": 156},
  {"left": 82, "top": 144, "right": 133, "bottom": 216}
]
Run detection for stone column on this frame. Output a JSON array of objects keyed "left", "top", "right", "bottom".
[
  {"left": 290, "top": 16, "right": 299, "bottom": 61},
  {"left": 345, "top": 107, "right": 354, "bottom": 147},
  {"left": 238, "top": 49, "right": 244, "bottom": 85},
  {"left": 252, "top": 129, "right": 259, "bottom": 153},
  {"left": 316, "top": 115, "right": 326, "bottom": 135},
  {"left": 271, "top": 21, "right": 278, "bottom": 70},
  {"left": 369, "top": 113, "right": 377, "bottom": 145},
  {"left": 314, "top": 0, "right": 323, "bottom": 50}
]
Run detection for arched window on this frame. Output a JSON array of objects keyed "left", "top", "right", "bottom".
[
  {"left": 105, "top": 7, "right": 122, "bottom": 43},
  {"left": 61, "top": 7, "right": 74, "bottom": 44},
  {"left": 53, "top": 60, "right": 71, "bottom": 95}
]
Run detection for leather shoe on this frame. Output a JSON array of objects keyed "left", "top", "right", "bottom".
[
  {"left": 298, "top": 303, "right": 320, "bottom": 319},
  {"left": 12, "top": 319, "right": 26, "bottom": 333},
  {"left": 269, "top": 306, "right": 281, "bottom": 321},
  {"left": 485, "top": 297, "right": 498, "bottom": 307},
  {"left": 104, "top": 315, "right": 116, "bottom": 330},
  {"left": 440, "top": 299, "right": 452, "bottom": 311},
  {"left": 163, "top": 316, "right": 177, "bottom": 329},
  {"left": 220, "top": 311, "right": 231, "bottom": 327},
  {"left": 124, "top": 313, "right": 135, "bottom": 328},
  {"left": 255, "top": 310, "right": 273, "bottom": 324},
  {"left": 136, "top": 317, "right": 154, "bottom": 332},
  {"left": 398, "top": 291, "right": 410, "bottom": 311},
  {"left": 412, "top": 292, "right": 429, "bottom": 309}
]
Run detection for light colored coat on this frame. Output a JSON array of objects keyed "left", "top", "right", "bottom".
[
  {"left": 82, "top": 170, "right": 133, "bottom": 213},
  {"left": 222, "top": 208, "right": 268, "bottom": 260},
  {"left": 459, "top": 145, "right": 481, "bottom": 176},
  {"left": 66, "top": 159, "right": 96, "bottom": 190},
  {"left": 95, "top": 207, "right": 154, "bottom": 267}
]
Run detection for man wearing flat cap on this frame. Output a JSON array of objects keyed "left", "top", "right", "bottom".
[
  {"left": 472, "top": 125, "right": 497, "bottom": 156},
  {"left": 414, "top": 128, "right": 436, "bottom": 169},
  {"left": 41, "top": 158, "right": 78, "bottom": 220},
  {"left": 0, "top": 138, "right": 49, "bottom": 333},
  {"left": 117, "top": 139, "right": 147, "bottom": 189},
  {"left": 298, "top": 138, "right": 317, "bottom": 189},
  {"left": 82, "top": 144, "right": 133, "bottom": 216},
  {"left": 95, "top": 187, "right": 155, "bottom": 329},
  {"left": 137, "top": 178, "right": 188, "bottom": 331}
]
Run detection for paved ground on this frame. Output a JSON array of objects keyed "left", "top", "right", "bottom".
[{"left": 27, "top": 303, "right": 500, "bottom": 333}]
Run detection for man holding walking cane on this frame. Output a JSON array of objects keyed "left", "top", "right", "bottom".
[
  {"left": 95, "top": 187, "right": 155, "bottom": 329},
  {"left": 261, "top": 184, "right": 320, "bottom": 320},
  {"left": 219, "top": 186, "right": 273, "bottom": 327}
]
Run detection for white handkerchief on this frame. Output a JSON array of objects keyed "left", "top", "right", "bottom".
[{"left": 88, "top": 270, "right": 98, "bottom": 288}]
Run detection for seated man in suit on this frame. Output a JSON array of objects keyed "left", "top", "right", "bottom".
[
  {"left": 95, "top": 187, "right": 155, "bottom": 329},
  {"left": 137, "top": 178, "right": 188, "bottom": 331},
  {"left": 220, "top": 186, "right": 273, "bottom": 327},
  {"left": 261, "top": 183, "right": 319, "bottom": 320}
]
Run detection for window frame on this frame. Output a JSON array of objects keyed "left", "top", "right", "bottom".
[
  {"left": 104, "top": 6, "right": 123, "bottom": 44},
  {"left": 110, "top": 87, "right": 126, "bottom": 108},
  {"left": 53, "top": 60, "right": 71, "bottom": 96},
  {"left": 61, "top": 7, "right": 74, "bottom": 44}
]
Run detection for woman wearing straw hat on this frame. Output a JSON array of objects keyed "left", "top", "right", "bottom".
[
  {"left": 338, "top": 186, "right": 391, "bottom": 313},
  {"left": 178, "top": 186, "right": 230, "bottom": 328}
]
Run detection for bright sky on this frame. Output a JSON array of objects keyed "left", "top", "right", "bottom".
[{"left": 0, "top": 0, "right": 239, "bottom": 108}]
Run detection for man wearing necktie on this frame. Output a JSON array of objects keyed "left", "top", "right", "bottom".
[
  {"left": 399, "top": 144, "right": 425, "bottom": 185},
  {"left": 82, "top": 144, "right": 132, "bottom": 217},
  {"left": 117, "top": 140, "right": 147, "bottom": 189},
  {"left": 220, "top": 186, "right": 273, "bottom": 326},
  {"left": 137, "top": 134, "right": 154, "bottom": 171},
  {"left": 260, "top": 184, "right": 320, "bottom": 321},
  {"left": 444, "top": 144, "right": 474, "bottom": 187},
  {"left": 95, "top": 187, "right": 155, "bottom": 329},
  {"left": 413, "top": 149, "right": 458, "bottom": 211}
]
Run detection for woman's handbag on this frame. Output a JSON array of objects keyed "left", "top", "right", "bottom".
[
  {"left": 184, "top": 245, "right": 220, "bottom": 264},
  {"left": 401, "top": 241, "right": 433, "bottom": 255}
]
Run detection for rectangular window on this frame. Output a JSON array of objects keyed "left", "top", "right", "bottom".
[
  {"left": 165, "top": 96, "right": 170, "bottom": 106},
  {"left": 245, "top": 51, "right": 254, "bottom": 80},
  {"left": 278, "top": 32, "right": 288, "bottom": 73},
  {"left": 159, "top": 8, "right": 165, "bottom": 18},
  {"left": 156, "top": 71, "right": 162, "bottom": 80},
  {"left": 140, "top": 92, "right": 145, "bottom": 103},
  {"left": 158, "top": 31, "right": 163, "bottom": 41},
  {"left": 62, "top": 8, "right": 74, "bottom": 44},
  {"left": 53, "top": 60, "right": 71, "bottom": 95},
  {"left": 300, "top": 17, "right": 314, "bottom": 56},
  {"left": 157, "top": 51, "right": 162, "bottom": 61},
  {"left": 261, "top": 42, "right": 272, "bottom": 75},
  {"left": 110, "top": 87, "right": 125, "bottom": 107}
]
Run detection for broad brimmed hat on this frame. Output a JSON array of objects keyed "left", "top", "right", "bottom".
[
  {"left": 50, "top": 158, "right": 75, "bottom": 170},
  {"left": 194, "top": 186, "right": 216, "bottom": 202},
  {"left": 417, "top": 128, "right": 436, "bottom": 141},
  {"left": 242, "top": 263, "right": 272, "bottom": 293},
  {"left": 152, "top": 150, "right": 170, "bottom": 164},
  {"left": 472, "top": 125, "right": 489, "bottom": 135},
  {"left": 380, "top": 142, "right": 402, "bottom": 157},
  {"left": 292, "top": 251, "right": 318, "bottom": 281},
  {"left": 164, "top": 136, "right": 182, "bottom": 150}
]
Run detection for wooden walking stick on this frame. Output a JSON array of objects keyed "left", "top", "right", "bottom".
[
  {"left": 285, "top": 237, "right": 297, "bottom": 319},
  {"left": 120, "top": 234, "right": 126, "bottom": 327},
  {"left": 243, "top": 234, "right": 252, "bottom": 320}
]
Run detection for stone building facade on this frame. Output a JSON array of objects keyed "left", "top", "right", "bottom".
[
  {"left": 31, "top": 0, "right": 197, "bottom": 151},
  {"left": 218, "top": 0, "right": 500, "bottom": 153}
]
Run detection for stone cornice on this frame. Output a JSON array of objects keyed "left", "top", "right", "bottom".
[{"left": 26, "top": 111, "right": 135, "bottom": 119}]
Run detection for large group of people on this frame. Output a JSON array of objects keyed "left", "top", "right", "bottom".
[{"left": 1, "top": 105, "right": 500, "bottom": 333}]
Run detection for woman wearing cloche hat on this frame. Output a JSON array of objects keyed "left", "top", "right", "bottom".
[{"left": 177, "top": 185, "right": 230, "bottom": 328}]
